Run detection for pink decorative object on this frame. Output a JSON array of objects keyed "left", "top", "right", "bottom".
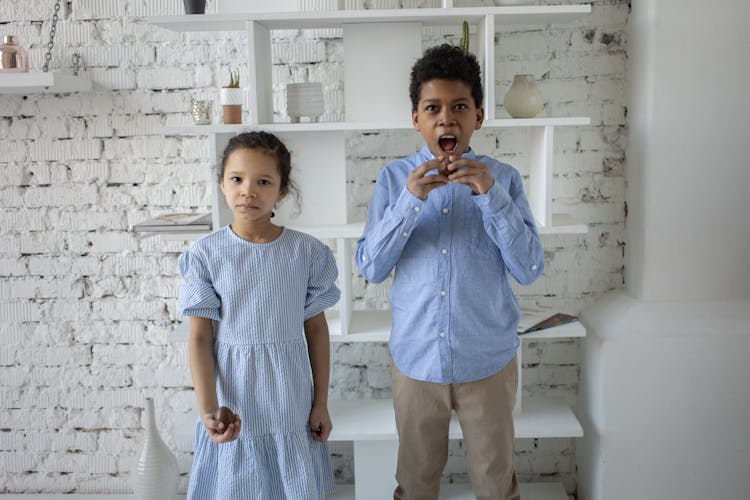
[{"left": 0, "top": 35, "right": 30, "bottom": 72}]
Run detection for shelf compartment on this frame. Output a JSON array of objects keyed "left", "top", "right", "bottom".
[
  {"left": 145, "top": 5, "right": 591, "bottom": 32},
  {"left": 0, "top": 72, "right": 91, "bottom": 94}
]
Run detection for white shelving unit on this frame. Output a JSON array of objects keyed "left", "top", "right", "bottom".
[
  {"left": 148, "top": 6, "right": 592, "bottom": 232},
  {"left": 146, "top": 6, "right": 590, "bottom": 499},
  {"left": 0, "top": 72, "right": 91, "bottom": 94}
]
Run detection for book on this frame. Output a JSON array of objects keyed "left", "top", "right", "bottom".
[
  {"left": 517, "top": 305, "right": 555, "bottom": 333},
  {"left": 133, "top": 212, "right": 212, "bottom": 233},
  {"left": 520, "top": 312, "right": 578, "bottom": 334}
]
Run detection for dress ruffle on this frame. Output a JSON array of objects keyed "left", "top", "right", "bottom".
[{"left": 187, "top": 419, "right": 335, "bottom": 500}]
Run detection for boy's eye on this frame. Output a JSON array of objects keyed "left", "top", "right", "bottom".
[
  {"left": 425, "top": 105, "right": 438, "bottom": 112},
  {"left": 455, "top": 103, "right": 468, "bottom": 110}
]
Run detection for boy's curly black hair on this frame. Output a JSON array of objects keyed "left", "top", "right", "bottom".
[{"left": 409, "top": 43, "right": 484, "bottom": 111}]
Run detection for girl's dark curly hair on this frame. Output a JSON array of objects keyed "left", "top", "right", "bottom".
[{"left": 409, "top": 43, "right": 484, "bottom": 111}]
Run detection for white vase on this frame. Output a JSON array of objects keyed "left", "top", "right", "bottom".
[
  {"left": 503, "top": 74, "right": 544, "bottom": 118},
  {"left": 132, "top": 398, "right": 178, "bottom": 500}
]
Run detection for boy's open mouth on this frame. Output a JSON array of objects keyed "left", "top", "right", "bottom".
[{"left": 438, "top": 135, "right": 458, "bottom": 153}]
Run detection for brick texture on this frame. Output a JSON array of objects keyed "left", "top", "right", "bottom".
[{"left": 0, "top": 0, "right": 629, "bottom": 494}]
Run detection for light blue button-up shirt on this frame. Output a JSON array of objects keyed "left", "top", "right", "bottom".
[{"left": 356, "top": 145, "right": 544, "bottom": 384}]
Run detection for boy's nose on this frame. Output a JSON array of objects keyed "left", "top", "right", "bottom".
[{"left": 438, "top": 108, "right": 455, "bottom": 124}]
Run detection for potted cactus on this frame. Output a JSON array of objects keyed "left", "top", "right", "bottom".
[{"left": 220, "top": 68, "right": 242, "bottom": 124}]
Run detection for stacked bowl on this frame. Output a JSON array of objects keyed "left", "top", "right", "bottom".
[{"left": 286, "top": 82, "right": 324, "bottom": 123}]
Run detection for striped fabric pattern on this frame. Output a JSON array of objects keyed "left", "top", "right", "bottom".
[{"left": 178, "top": 226, "right": 340, "bottom": 500}]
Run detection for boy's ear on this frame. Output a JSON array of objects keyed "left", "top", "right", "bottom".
[
  {"left": 412, "top": 109, "right": 421, "bottom": 131},
  {"left": 474, "top": 107, "right": 485, "bottom": 130}
]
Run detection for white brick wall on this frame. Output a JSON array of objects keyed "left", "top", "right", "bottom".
[{"left": 0, "top": 0, "right": 629, "bottom": 494}]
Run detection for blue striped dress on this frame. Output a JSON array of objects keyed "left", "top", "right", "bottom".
[{"left": 177, "top": 226, "right": 340, "bottom": 500}]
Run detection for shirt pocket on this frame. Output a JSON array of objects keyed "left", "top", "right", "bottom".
[{"left": 393, "top": 256, "right": 434, "bottom": 286}]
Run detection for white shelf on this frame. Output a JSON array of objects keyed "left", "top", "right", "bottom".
[
  {"left": 0, "top": 72, "right": 91, "bottom": 94},
  {"left": 149, "top": 215, "right": 585, "bottom": 242},
  {"left": 329, "top": 310, "right": 585, "bottom": 342},
  {"left": 172, "top": 309, "right": 584, "bottom": 343},
  {"left": 175, "top": 396, "right": 582, "bottom": 445},
  {"left": 328, "top": 396, "right": 582, "bottom": 441},
  {"left": 537, "top": 213, "right": 588, "bottom": 235},
  {"left": 147, "top": 5, "right": 590, "bottom": 32},
  {"left": 150, "top": 222, "right": 365, "bottom": 242},
  {"left": 161, "top": 117, "right": 590, "bottom": 135},
  {"left": 330, "top": 482, "right": 570, "bottom": 500}
]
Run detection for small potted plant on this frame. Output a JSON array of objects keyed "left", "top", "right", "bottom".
[{"left": 220, "top": 68, "right": 242, "bottom": 124}]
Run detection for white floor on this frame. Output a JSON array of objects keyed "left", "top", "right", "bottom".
[{"left": 0, "top": 482, "right": 574, "bottom": 499}]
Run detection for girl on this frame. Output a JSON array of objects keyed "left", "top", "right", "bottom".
[{"left": 177, "top": 131, "right": 339, "bottom": 499}]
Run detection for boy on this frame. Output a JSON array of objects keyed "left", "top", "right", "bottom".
[{"left": 355, "top": 44, "right": 544, "bottom": 500}]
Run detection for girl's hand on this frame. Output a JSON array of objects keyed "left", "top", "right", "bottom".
[
  {"left": 406, "top": 159, "right": 450, "bottom": 200},
  {"left": 201, "top": 410, "right": 242, "bottom": 444},
  {"left": 309, "top": 403, "right": 333, "bottom": 442},
  {"left": 444, "top": 155, "right": 495, "bottom": 195}
]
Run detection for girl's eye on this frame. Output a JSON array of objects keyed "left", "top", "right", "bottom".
[
  {"left": 259, "top": 179, "right": 270, "bottom": 185},
  {"left": 230, "top": 176, "right": 241, "bottom": 183}
]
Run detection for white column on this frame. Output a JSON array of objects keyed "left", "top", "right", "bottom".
[{"left": 577, "top": 2, "right": 750, "bottom": 499}]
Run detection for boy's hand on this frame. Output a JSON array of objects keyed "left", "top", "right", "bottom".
[
  {"left": 407, "top": 159, "right": 450, "bottom": 200},
  {"left": 444, "top": 155, "right": 495, "bottom": 195},
  {"left": 201, "top": 410, "right": 242, "bottom": 444},
  {"left": 309, "top": 403, "right": 333, "bottom": 442}
]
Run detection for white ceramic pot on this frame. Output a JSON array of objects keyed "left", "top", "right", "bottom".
[
  {"left": 131, "top": 398, "right": 178, "bottom": 500},
  {"left": 220, "top": 86, "right": 243, "bottom": 106},
  {"left": 286, "top": 82, "right": 324, "bottom": 122},
  {"left": 503, "top": 74, "right": 543, "bottom": 118}
]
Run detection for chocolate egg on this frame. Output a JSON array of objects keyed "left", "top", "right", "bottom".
[{"left": 216, "top": 406, "right": 234, "bottom": 428}]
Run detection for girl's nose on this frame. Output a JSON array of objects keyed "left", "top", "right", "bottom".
[{"left": 241, "top": 184, "right": 255, "bottom": 198}]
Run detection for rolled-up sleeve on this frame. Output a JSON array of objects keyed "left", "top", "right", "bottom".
[
  {"left": 177, "top": 247, "right": 221, "bottom": 321},
  {"left": 304, "top": 243, "right": 341, "bottom": 321}
]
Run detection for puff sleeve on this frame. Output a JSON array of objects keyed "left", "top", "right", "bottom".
[
  {"left": 177, "top": 246, "right": 221, "bottom": 321},
  {"left": 304, "top": 243, "right": 341, "bottom": 321}
]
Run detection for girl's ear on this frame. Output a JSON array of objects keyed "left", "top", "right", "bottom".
[{"left": 278, "top": 186, "right": 288, "bottom": 201}]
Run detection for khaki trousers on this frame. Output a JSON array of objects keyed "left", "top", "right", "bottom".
[{"left": 392, "top": 357, "right": 520, "bottom": 500}]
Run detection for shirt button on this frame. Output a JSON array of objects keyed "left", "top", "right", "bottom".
[
  {"left": 441, "top": 248, "right": 448, "bottom": 255},
  {"left": 402, "top": 232, "right": 408, "bottom": 237},
  {"left": 442, "top": 208, "right": 449, "bottom": 214},
  {"left": 440, "top": 290, "right": 446, "bottom": 297},
  {"left": 439, "top": 331, "right": 446, "bottom": 338},
  {"left": 414, "top": 206, "right": 420, "bottom": 212},
  {"left": 531, "top": 264, "right": 538, "bottom": 271}
]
